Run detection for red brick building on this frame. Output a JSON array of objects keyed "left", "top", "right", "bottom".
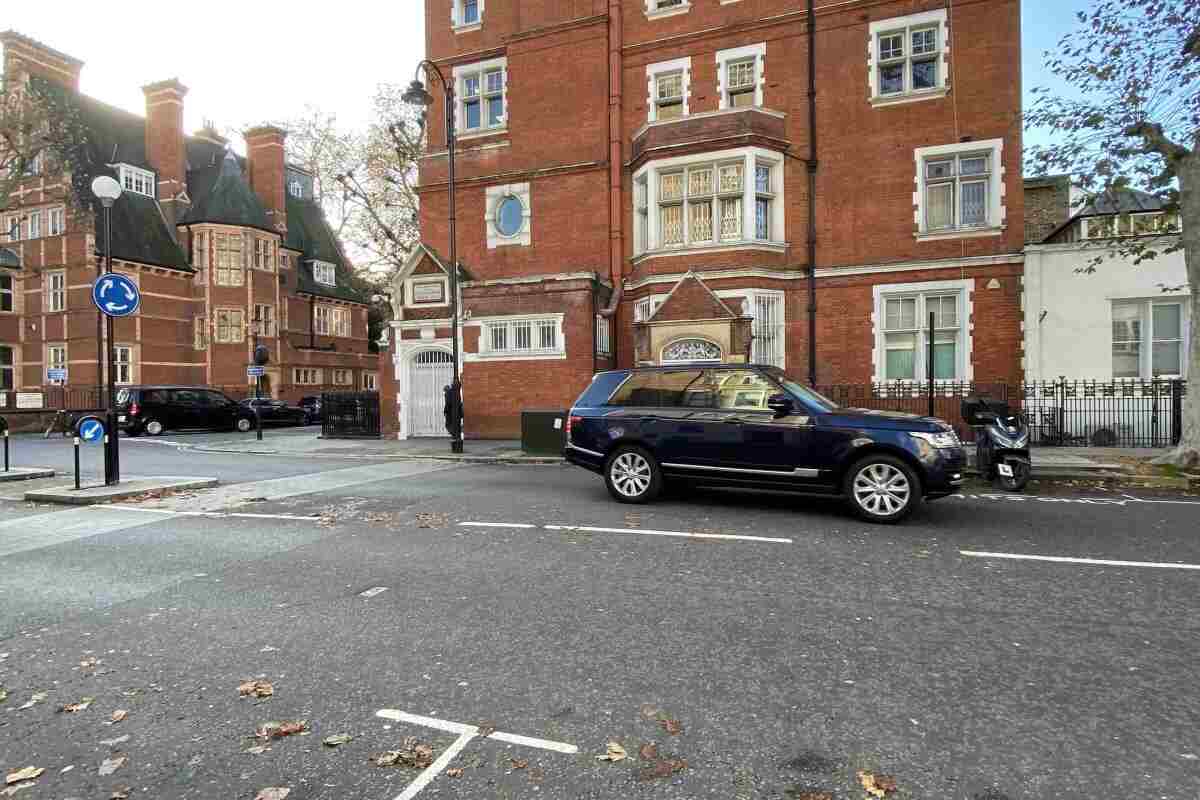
[
  {"left": 387, "top": 0, "right": 1025, "bottom": 440},
  {"left": 0, "top": 31, "right": 376, "bottom": 412}
]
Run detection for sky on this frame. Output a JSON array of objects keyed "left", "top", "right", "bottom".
[{"left": 4, "top": 0, "right": 1088, "bottom": 152}]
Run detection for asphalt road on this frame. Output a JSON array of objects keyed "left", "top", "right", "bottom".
[{"left": 1, "top": 449, "right": 1199, "bottom": 799}]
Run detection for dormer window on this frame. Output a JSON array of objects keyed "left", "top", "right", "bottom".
[
  {"left": 313, "top": 261, "right": 336, "bottom": 286},
  {"left": 289, "top": 179, "right": 303, "bottom": 199},
  {"left": 116, "top": 164, "right": 155, "bottom": 198}
]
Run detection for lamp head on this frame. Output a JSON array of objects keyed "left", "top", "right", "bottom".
[
  {"left": 402, "top": 79, "right": 434, "bottom": 107},
  {"left": 90, "top": 175, "right": 123, "bottom": 207}
]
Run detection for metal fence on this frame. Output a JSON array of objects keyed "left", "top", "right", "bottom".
[
  {"left": 321, "top": 391, "right": 381, "bottom": 439},
  {"left": 818, "top": 379, "right": 1187, "bottom": 448}
]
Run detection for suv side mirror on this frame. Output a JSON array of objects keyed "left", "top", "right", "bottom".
[{"left": 766, "top": 393, "right": 795, "bottom": 416}]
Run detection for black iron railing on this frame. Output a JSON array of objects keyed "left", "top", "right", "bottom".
[
  {"left": 321, "top": 391, "right": 381, "bottom": 439},
  {"left": 818, "top": 379, "right": 1187, "bottom": 448}
]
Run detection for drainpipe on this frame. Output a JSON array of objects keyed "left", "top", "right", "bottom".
[
  {"left": 806, "top": 0, "right": 819, "bottom": 386},
  {"left": 598, "top": 0, "right": 624, "bottom": 354},
  {"left": 309, "top": 294, "right": 316, "bottom": 349}
]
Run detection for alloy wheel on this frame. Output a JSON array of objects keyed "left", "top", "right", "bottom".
[
  {"left": 610, "top": 452, "right": 652, "bottom": 498},
  {"left": 145, "top": 420, "right": 163, "bottom": 436},
  {"left": 852, "top": 462, "right": 912, "bottom": 518}
]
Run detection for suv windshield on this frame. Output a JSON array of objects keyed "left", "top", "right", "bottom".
[{"left": 773, "top": 374, "right": 839, "bottom": 412}]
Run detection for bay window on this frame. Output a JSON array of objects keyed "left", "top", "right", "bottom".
[
  {"left": 634, "top": 146, "right": 784, "bottom": 256},
  {"left": 215, "top": 309, "right": 245, "bottom": 343},
  {"left": 874, "top": 281, "right": 971, "bottom": 382}
]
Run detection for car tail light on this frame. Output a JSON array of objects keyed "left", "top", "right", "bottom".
[
  {"left": 566, "top": 415, "right": 582, "bottom": 439},
  {"left": 129, "top": 403, "right": 140, "bottom": 416}
]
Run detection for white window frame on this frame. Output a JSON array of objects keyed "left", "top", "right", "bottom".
[
  {"left": 294, "top": 368, "right": 322, "bottom": 385},
  {"left": 716, "top": 44, "right": 766, "bottom": 110},
  {"left": 48, "top": 206, "right": 65, "bottom": 236},
  {"left": 194, "top": 316, "right": 208, "bottom": 350},
  {"left": 253, "top": 303, "right": 275, "bottom": 337},
  {"left": 913, "top": 139, "right": 1005, "bottom": 240},
  {"left": 315, "top": 305, "right": 332, "bottom": 336},
  {"left": 115, "top": 345, "right": 133, "bottom": 385},
  {"left": 646, "top": 58, "right": 692, "bottom": 123},
  {"left": 313, "top": 260, "right": 337, "bottom": 286},
  {"left": 868, "top": 9, "right": 950, "bottom": 106},
  {"left": 1111, "top": 299, "right": 1190, "bottom": 379},
  {"left": 27, "top": 209, "right": 41, "bottom": 239},
  {"left": 46, "top": 344, "right": 67, "bottom": 385},
  {"left": 595, "top": 315, "right": 612, "bottom": 357},
  {"left": 452, "top": 0, "right": 484, "bottom": 31},
  {"left": 215, "top": 233, "right": 245, "bottom": 286},
  {"left": 363, "top": 372, "right": 378, "bottom": 391},
  {"left": 333, "top": 307, "right": 351, "bottom": 338},
  {"left": 452, "top": 57, "right": 507, "bottom": 138},
  {"left": 215, "top": 308, "right": 245, "bottom": 343},
  {"left": 4, "top": 215, "right": 18, "bottom": 242},
  {"left": 716, "top": 288, "right": 786, "bottom": 368},
  {"left": 634, "top": 294, "right": 668, "bottom": 323},
  {"left": 46, "top": 270, "right": 66, "bottom": 313},
  {"left": 288, "top": 179, "right": 303, "bottom": 199},
  {"left": 468, "top": 314, "right": 567, "bottom": 362},
  {"left": 116, "top": 164, "right": 156, "bottom": 198},
  {"left": 0, "top": 272, "right": 14, "bottom": 313},
  {"left": 333, "top": 368, "right": 352, "bottom": 386},
  {"left": 872, "top": 279, "right": 973, "bottom": 383},
  {"left": 633, "top": 146, "right": 785, "bottom": 257},
  {"left": 486, "top": 182, "right": 531, "bottom": 248},
  {"left": 645, "top": 0, "right": 690, "bottom": 20}
]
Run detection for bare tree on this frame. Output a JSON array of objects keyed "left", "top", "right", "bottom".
[{"left": 1026, "top": 0, "right": 1200, "bottom": 467}]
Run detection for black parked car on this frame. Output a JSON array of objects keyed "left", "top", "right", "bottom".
[
  {"left": 116, "top": 386, "right": 256, "bottom": 436},
  {"left": 299, "top": 396, "right": 323, "bottom": 423},
  {"left": 239, "top": 398, "right": 309, "bottom": 427},
  {"left": 564, "top": 365, "right": 966, "bottom": 524}
]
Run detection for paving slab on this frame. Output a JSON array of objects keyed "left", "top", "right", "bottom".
[
  {"left": 23, "top": 476, "right": 218, "bottom": 505},
  {"left": 0, "top": 466, "right": 56, "bottom": 482}
]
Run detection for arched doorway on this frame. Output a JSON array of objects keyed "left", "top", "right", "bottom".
[{"left": 409, "top": 349, "right": 454, "bottom": 437}]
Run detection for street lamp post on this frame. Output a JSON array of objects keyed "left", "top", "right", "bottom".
[
  {"left": 403, "top": 63, "right": 464, "bottom": 454},
  {"left": 91, "top": 175, "right": 123, "bottom": 485}
]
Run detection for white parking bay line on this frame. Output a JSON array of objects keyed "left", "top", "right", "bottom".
[
  {"left": 375, "top": 709, "right": 578, "bottom": 799},
  {"left": 460, "top": 521, "right": 792, "bottom": 544},
  {"left": 962, "top": 550, "right": 1200, "bottom": 571},
  {"left": 98, "top": 505, "right": 321, "bottom": 522}
]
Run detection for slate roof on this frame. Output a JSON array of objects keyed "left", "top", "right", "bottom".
[
  {"left": 179, "top": 151, "right": 273, "bottom": 232},
  {"left": 286, "top": 194, "right": 369, "bottom": 304},
  {"left": 1072, "top": 188, "right": 1165, "bottom": 217}
]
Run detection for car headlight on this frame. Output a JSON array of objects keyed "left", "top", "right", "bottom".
[{"left": 910, "top": 431, "right": 960, "bottom": 448}]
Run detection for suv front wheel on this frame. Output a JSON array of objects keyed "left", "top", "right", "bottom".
[
  {"left": 845, "top": 455, "right": 921, "bottom": 524},
  {"left": 604, "top": 446, "right": 663, "bottom": 504}
]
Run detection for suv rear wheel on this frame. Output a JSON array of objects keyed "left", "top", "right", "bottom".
[
  {"left": 845, "top": 455, "right": 921, "bottom": 524},
  {"left": 143, "top": 419, "right": 164, "bottom": 437},
  {"left": 604, "top": 446, "right": 662, "bottom": 504}
]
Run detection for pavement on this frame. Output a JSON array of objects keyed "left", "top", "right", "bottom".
[
  {"left": 1, "top": 440, "right": 1199, "bottom": 799},
  {"left": 22, "top": 477, "right": 219, "bottom": 505}
]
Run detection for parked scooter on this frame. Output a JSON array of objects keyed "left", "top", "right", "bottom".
[{"left": 962, "top": 396, "right": 1031, "bottom": 491}]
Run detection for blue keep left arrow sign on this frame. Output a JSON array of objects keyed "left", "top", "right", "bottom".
[{"left": 92, "top": 273, "right": 141, "bottom": 318}]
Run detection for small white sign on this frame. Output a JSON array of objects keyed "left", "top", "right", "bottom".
[
  {"left": 411, "top": 282, "right": 445, "bottom": 304},
  {"left": 15, "top": 392, "right": 44, "bottom": 409},
  {"left": 997, "top": 463, "right": 1014, "bottom": 477},
  {"left": 553, "top": 418, "right": 562, "bottom": 430},
  {"left": 359, "top": 586, "right": 389, "bottom": 598}
]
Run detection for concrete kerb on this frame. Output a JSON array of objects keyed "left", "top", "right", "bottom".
[
  {"left": 0, "top": 467, "right": 56, "bottom": 483},
  {"left": 24, "top": 477, "right": 220, "bottom": 505}
]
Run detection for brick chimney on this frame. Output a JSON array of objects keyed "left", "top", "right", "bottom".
[
  {"left": 142, "top": 79, "right": 189, "bottom": 227},
  {"left": 0, "top": 30, "right": 83, "bottom": 89},
  {"left": 245, "top": 125, "right": 288, "bottom": 234}
]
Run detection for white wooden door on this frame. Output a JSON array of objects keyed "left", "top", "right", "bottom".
[{"left": 409, "top": 350, "right": 453, "bottom": 437}]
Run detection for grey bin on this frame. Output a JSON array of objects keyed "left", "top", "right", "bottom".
[{"left": 521, "top": 409, "right": 567, "bottom": 455}]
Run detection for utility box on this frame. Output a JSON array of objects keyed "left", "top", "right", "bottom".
[{"left": 521, "top": 409, "right": 566, "bottom": 455}]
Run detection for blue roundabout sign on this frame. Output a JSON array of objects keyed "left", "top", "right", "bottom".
[{"left": 92, "top": 273, "right": 141, "bottom": 318}]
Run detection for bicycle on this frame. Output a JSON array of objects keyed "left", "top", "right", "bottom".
[{"left": 43, "top": 409, "right": 77, "bottom": 439}]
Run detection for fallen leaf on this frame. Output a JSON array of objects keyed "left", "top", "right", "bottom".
[
  {"left": 1, "top": 784, "right": 35, "bottom": 798},
  {"left": 639, "top": 703, "right": 659, "bottom": 719},
  {"left": 244, "top": 745, "right": 271, "bottom": 755},
  {"left": 80, "top": 657, "right": 99, "bottom": 669},
  {"left": 476, "top": 721, "right": 496, "bottom": 737},
  {"left": 374, "top": 737, "right": 435, "bottom": 769},
  {"left": 17, "top": 692, "right": 47, "bottom": 710},
  {"left": 110, "top": 710, "right": 128, "bottom": 723},
  {"left": 858, "top": 770, "right": 898, "bottom": 798},
  {"left": 639, "top": 743, "right": 659, "bottom": 761},
  {"left": 4, "top": 768, "right": 43, "bottom": 786},
  {"left": 59, "top": 696, "right": 94, "bottom": 713},
  {"left": 255, "top": 720, "right": 308, "bottom": 739},
  {"left": 529, "top": 766, "right": 545, "bottom": 783},
  {"left": 110, "top": 788, "right": 131, "bottom": 800},
  {"left": 596, "top": 741, "right": 628, "bottom": 762},
  {"left": 238, "top": 680, "right": 274, "bottom": 699},
  {"left": 787, "top": 792, "right": 832, "bottom": 800},
  {"left": 322, "top": 734, "right": 353, "bottom": 747},
  {"left": 445, "top": 768, "right": 464, "bottom": 778},
  {"left": 254, "top": 789, "right": 290, "bottom": 800},
  {"left": 99, "top": 735, "right": 130, "bottom": 748},
  {"left": 658, "top": 718, "right": 683, "bottom": 736},
  {"left": 639, "top": 757, "right": 687, "bottom": 781},
  {"left": 510, "top": 758, "right": 529, "bottom": 769},
  {"left": 99, "top": 756, "right": 127, "bottom": 776}
]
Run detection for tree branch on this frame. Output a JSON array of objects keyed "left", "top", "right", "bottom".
[{"left": 1125, "top": 121, "right": 1191, "bottom": 162}]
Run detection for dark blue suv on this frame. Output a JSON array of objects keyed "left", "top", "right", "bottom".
[{"left": 564, "top": 365, "right": 966, "bottom": 524}]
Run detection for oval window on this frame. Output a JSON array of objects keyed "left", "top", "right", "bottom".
[{"left": 496, "top": 195, "right": 524, "bottom": 238}]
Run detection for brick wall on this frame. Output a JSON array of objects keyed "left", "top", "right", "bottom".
[{"left": 1024, "top": 176, "right": 1071, "bottom": 243}]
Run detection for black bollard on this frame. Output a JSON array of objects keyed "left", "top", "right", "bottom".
[
  {"left": 3, "top": 429, "right": 8, "bottom": 473},
  {"left": 74, "top": 436, "right": 81, "bottom": 490}
]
